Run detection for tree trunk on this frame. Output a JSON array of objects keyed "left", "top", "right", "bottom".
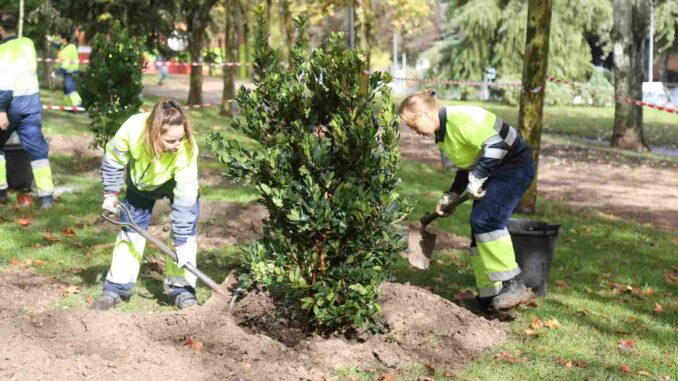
[
  {"left": 658, "top": 50, "right": 668, "bottom": 83},
  {"left": 187, "top": 15, "right": 205, "bottom": 105},
  {"left": 280, "top": 0, "right": 294, "bottom": 67},
  {"left": 357, "top": 0, "right": 372, "bottom": 69},
  {"left": 516, "top": 0, "right": 553, "bottom": 215},
  {"left": 221, "top": 0, "right": 238, "bottom": 116},
  {"left": 611, "top": 0, "right": 650, "bottom": 152}
]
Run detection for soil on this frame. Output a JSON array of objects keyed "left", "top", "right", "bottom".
[
  {"left": 0, "top": 272, "right": 507, "bottom": 380},
  {"left": 399, "top": 128, "right": 678, "bottom": 231}
]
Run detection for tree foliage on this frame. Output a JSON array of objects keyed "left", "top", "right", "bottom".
[
  {"left": 207, "top": 5, "right": 410, "bottom": 332},
  {"left": 80, "top": 22, "right": 144, "bottom": 148}
]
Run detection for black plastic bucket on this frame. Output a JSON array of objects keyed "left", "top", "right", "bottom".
[
  {"left": 507, "top": 219, "right": 561, "bottom": 296},
  {"left": 3, "top": 131, "right": 33, "bottom": 191}
]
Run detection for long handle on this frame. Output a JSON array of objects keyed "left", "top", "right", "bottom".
[
  {"left": 420, "top": 193, "right": 470, "bottom": 228},
  {"left": 128, "top": 225, "right": 228, "bottom": 297}
]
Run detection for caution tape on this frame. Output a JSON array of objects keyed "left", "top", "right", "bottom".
[
  {"left": 615, "top": 96, "right": 678, "bottom": 114},
  {"left": 37, "top": 57, "right": 245, "bottom": 67},
  {"left": 43, "top": 101, "right": 226, "bottom": 113},
  {"left": 392, "top": 76, "right": 522, "bottom": 88}
]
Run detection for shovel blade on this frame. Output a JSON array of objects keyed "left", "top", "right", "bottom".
[{"left": 407, "top": 223, "right": 437, "bottom": 270}]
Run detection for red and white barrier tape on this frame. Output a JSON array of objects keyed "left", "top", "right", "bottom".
[
  {"left": 37, "top": 57, "right": 245, "bottom": 67},
  {"left": 43, "top": 102, "right": 225, "bottom": 113},
  {"left": 615, "top": 96, "right": 678, "bottom": 114},
  {"left": 392, "top": 76, "right": 522, "bottom": 88}
]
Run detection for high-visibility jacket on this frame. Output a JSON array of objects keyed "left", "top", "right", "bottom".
[
  {"left": 101, "top": 112, "right": 199, "bottom": 243},
  {"left": 435, "top": 105, "right": 530, "bottom": 181},
  {"left": 56, "top": 43, "right": 79, "bottom": 73},
  {"left": 0, "top": 36, "right": 42, "bottom": 115}
]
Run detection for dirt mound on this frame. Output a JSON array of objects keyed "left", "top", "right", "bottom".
[{"left": 0, "top": 272, "right": 507, "bottom": 380}]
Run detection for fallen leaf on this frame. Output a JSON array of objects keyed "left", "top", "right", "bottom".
[
  {"left": 494, "top": 352, "right": 522, "bottom": 364},
  {"left": 452, "top": 290, "right": 475, "bottom": 301},
  {"left": 523, "top": 329, "right": 541, "bottom": 337},
  {"left": 664, "top": 270, "right": 678, "bottom": 285},
  {"left": 618, "top": 339, "right": 637, "bottom": 351},
  {"left": 32, "top": 259, "right": 47, "bottom": 267},
  {"left": 61, "top": 227, "right": 76, "bottom": 237},
  {"left": 642, "top": 288, "right": 655, "bottom": 295},
  {"left": 544, "top": 319, "right": 560, "bottom": 330},
  {"left": 376, "top": 373, "right": 395, "bottom": 381},
  {"left": 43, "top": 230, "right": 60, "bottom": 242},
  {"left": 85, "top": 295, "right": 94, "bottom": 305},
  {"left": 554, "top": 356, "right": 588, "bottom": 368},
  {"left": 63, "top": 285, "right": 80, "bottom": 295},
  {"left": 555, "top": 280, "right": 571, "bottom": 289},
  {"left": 524, "top": 299, "right": 539, "bottom": 307},
  {"left": 424, "top": 362, "right": 436, "bottom": 376},
  {"left": 577, "top": 309, "right": 590, "bottom": 316},
  {"left": 636, "top": 370, "right": 652, "bottom": 378},
  {"left": 8, "top": 258, "right": 19, "bottom": 265},
  {"left": 16, "top": 193, "right": 33, "bottom": 207},
  {"left": 441, "top": 370, "right": 454, "bottom": 378},
  {"left": 375, "top": 372, "right": 395, "bottom": 381},
  {"left": 584, "top": 227, "right": 592, "bottom": 236},
  {"left": 624, "top": 316, "right": 637, "bottom": 323},
  {"left": 184, "top": 335, "right": 203, "bottom": 351},
  {"left": 530, "top": 318, "right": 544, "bottom": 329},
  {"left": 620, "top": 364, "right": 631, "bottom": 373},
  {"left": 654, "top": 303, "right": 663, "bottom": 314},
  {"left": 16, "top": 217, "right": 32, "bottom": 227}
]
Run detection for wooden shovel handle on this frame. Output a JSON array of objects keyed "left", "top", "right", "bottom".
[{"left": 420, "top": 193, "right": 470, "bottom": 227}]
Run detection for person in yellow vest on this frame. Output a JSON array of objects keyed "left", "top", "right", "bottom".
[
  {"left": 92, "top": 98, "right": 201, "bottom": 311},
  {"left": 49, "top": 32, "right": 82, "bottom": 107},
  {"left": 399, "top": 91, "right": 535, "bottom": 311},
  {"left": 0, "top": 10, "right": 55, "bottom": 208}
]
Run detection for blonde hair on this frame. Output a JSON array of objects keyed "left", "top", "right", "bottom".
[
  {"left": 398, "top": 90, "right": 438, "bottom": 126},
  {"left": 145, "top": 98, "right": 195, "bottom": 158}
]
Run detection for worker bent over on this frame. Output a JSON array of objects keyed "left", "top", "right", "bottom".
[{"left": 399, "top": 91, "right": 535, "bottom": 311}]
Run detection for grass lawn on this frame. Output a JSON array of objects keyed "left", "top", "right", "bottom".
[{"left": 1, "top": 104, "right": 676, "bottom": 380}]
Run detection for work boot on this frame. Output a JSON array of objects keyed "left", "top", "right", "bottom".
[
  {"left": 91, "top": 291, "right": 122, "bottom": 311},
  {"left": 0, "top": 189, "right": 7, "bottom": 204},
  {"left": 492, "top": 278, "right": 534, "bottom": 311},
  {"left": 40, "top": 195, "right": 54, "bottom": 209},
  {"left": 175, "top": 292, "right": 198, "bottom": 309},
  {"left": 463, "top": 296, "right": 494, "bottom": 315}
]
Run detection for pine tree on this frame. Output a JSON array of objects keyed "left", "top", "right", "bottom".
[{"left": 207, "top": 4, "right": 410, "bottom": 332}]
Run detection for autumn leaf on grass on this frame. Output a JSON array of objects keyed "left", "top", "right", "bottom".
[
  {"left": 664, "top": 270, "right": 678, "bottom": 285},
  {"left": 530, "top": 318, "right": 544, "bottom": 329},
  {"left": 63, "top": 285, "right": 80, "bottom": 296},
  {"left": 555, "top": 280, "right": 571, "bottom": 289},
  {"left": 16, "top": 193, "right": 33, "bottom": 207},
  {"left": 8, "top": 258, "right": 19, "bottom": 266},
  {"left": 495, "top": 351, "right": 527, "bottom": 364},
  {"left": 32, "top": 259, "right": 47, "bottom": 267},
  {"left": 43, "top": 230, "right": 60, "bottom": 242},
  {"left": 544, "top": 319, "right": 561, "bottom": 330},
  {"left": 61, "top": 227, "right": 76, "bottom": 237},
  {"left": 620, "top": 364, "right": 631, "bottom": 373},
  {"left": 452, "top": 290, "right": 475, "bottom": 302},
  {"left": 523, "top": 329, "right": 542, "bottom": 337},
  {"left": 618, "top": 339, "right": 637, "bottom": 352},
  {"left": 654, "top": 303, "right": 663, "bottom": 314},
  {"left": 85, "top": 295, "right": 95, "bottom": 305},
  {"left": 554, "top": 357, "right": 589, "bottom": 369},
  {"left": 184, "top": 335, "right": 203, "bottom": 351},
  {"left": 376, "top": 373, "right": 395, "bottom": 381},
  {"left": 16, "top": 217, "right": 32, "bottom": 227}
]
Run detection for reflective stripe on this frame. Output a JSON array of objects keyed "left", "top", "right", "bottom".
[
  {"left": 106, "top": 230, "right": 147, "bottom": 285},
  {"left": 493, "top": 116, "right": 504, "bottom": 131},
  {"left": 30, "top": 159, "right": 50, "bottom": 169},
  {"left": 483, "top": 148, "right": 507, "bottom": 160},
  {"left": 470, "top": 246, "right": 479, "bottom": 256},
  {"left": 483, "top": 135, "right": 504, "bottom": 147},
  {"left": 0, "top": 155, "right": 5, "bottom": 189},
  {"left": 475, "top": 228, "right": 510, "bottom": 242},
  {"left": 488, "top": 267, "right": 521, "bottom": 282},
  {"left": 504, "top": 126, "right": 517, "bottom": 146},
  {"left": 102, "top": 152, "right": 126, "bottom": 169},
  {"left": 478, "top": 284, "right": 502, "bottom": 298}
]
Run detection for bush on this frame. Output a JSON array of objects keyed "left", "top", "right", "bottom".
[
  {"left": 80, "top": 22, "right": 144, "bottom": 148},
  {"left": 207, "top": 5, "right": 411, "bottom": 333}
]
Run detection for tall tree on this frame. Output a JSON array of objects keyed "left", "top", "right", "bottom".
[
  {"left": 185, "top": 0, "right": 219, "bottom": 105},
  {"left": 611, "top": 0, "right": 650, "bottom": 151},
  {"left": 221, "top": 0, "right": 238, "bottom": 115},
  {"left": 517, "top": 0, "right": 553, "bottom": 214}
]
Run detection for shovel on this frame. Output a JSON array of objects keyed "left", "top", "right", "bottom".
[
  {"left": 101, "top": 203, "right": 229, "bottom": 299},
  {"left": 407, "top": 193, "right": 470, "bottom": 270}
]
